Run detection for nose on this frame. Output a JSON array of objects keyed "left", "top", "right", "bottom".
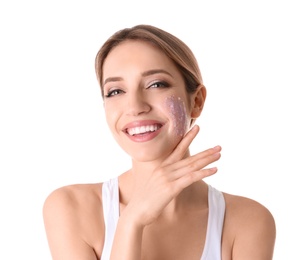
[{"left": 125, "top": 91, "right": 151, "bottom": 116}]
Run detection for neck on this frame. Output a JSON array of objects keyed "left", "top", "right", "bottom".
[
  {"left": 119, "top": 149, "right": 208, "bottom": 216},
  {"left": 129, "top": 147, "right": 191, "bottom": 185}
]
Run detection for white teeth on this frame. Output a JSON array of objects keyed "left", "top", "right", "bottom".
[{"left": 127, "top": 124, "right": 160, "bottom": 136}]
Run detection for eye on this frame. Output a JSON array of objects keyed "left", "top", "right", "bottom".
[
  {"left": 148, "top": 81, "right": 170, "bottom": 89},
  {"left": 105, "top": 89, "right": 124, "bottom": 98}
]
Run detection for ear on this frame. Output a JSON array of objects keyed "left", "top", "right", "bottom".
[{"left": 191, "top": 84, "right": 206, "bottom": 119}]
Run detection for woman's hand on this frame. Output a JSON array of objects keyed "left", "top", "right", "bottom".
[
  {"left": 110, "top": 125, "right": 221, "bottom": 259},
  {"left": 122, "top": 125, "right": 221, "bottom": 228}
]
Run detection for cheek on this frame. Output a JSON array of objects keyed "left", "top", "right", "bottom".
[
  {"left": 164, "top": 95, "right": 188, "bottom": 137},
  {"left": 104, "top": 104, "right": 118, "bottom": 130}
]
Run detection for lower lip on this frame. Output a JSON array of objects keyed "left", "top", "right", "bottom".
[{"left": 125, "top": 127, "right": 163, "bottom": 142}]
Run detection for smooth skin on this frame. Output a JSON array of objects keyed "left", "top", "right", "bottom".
[{"left": 43, "top": 40, "right": 276, "bottom": 260}]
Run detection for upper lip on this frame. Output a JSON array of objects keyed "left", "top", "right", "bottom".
[{"left": 122, "top": 120, "right": 164, "bottom": 135}]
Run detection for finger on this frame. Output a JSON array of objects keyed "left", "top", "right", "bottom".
[
  {"left": 173, "top": 167, "right": 218, "bottom": 193},
  {"left": 172, "top": 145, "right": 221, "bottom": 172},
  {"left": 163, "top": 125, "right": 200, "bottom": 166},
  {"left": 170, "top": 149, "right": 221, "bottom": 180}
]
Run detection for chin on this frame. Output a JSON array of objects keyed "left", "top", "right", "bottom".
[{"left": 128, "top": 138, "right": 181, "bottom": 163}]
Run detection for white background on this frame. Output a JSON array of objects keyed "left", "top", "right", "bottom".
[{"left": 0, "top": 0, "right": 305, "bottom": 259}]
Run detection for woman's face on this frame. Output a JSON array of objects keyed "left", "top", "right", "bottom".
[{"left": 102, "top": 40, "right": 195, "bottom": 162}]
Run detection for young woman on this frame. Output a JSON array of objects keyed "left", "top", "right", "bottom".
[{"left": 43, "top": 24, "right": 276, "bottom": 260}]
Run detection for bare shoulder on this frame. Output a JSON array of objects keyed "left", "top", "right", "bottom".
[
  {"left": 222, "top": 192, "right": 276, "bottom": 260},
  {"left": 43, "top": 183, "right": 105, "bottom": 259},
  {"left": 223, "top": 192, "right": 275, "bottom": 225},
  {"left": 43, "top": 182, "right": 103, "bottom": 210}
]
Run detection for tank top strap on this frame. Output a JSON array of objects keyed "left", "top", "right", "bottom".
[
  {"left": 101, "top": 177, "right": 119, "bottom": 260},
  {"left": 201, "top": 185, "right": 225, "bottom": 260}
]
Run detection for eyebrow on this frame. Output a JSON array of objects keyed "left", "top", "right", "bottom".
[
  {"left": 103, "top": 76, "right": 123, "bottom": 85},
  {"left": 142, "top": 69, "right": 173, "bottom": 78},
  {"left": 103, "top": 69, "right": 173, "bottom": 86}
]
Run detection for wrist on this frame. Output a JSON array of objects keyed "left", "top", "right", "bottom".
[{"left": 118, "top": 206, "right": 146, "bottom": 231}]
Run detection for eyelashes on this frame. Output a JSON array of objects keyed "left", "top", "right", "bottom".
[
  {"left": 105, "top": 89, "right": 123, "bottom": 98},
  {"left": 147, "top": 80, "right": 170, "bottom": 89},
  {"left": 104, "top": 80, "right": 171, "bottom": 98}
]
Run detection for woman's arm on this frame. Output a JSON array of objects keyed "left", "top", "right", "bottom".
[
  {"left": 109, "top": 212, "right": 144, "bottom": 259},
  {"left": 43, "top": 186, "right": 101, "bottom": 260},
  {"left": 227, "top": 195, "right": 276, "bottom": 260}
]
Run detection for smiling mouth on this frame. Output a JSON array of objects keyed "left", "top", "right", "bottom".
[{"left": 126, "top": 124, "right": 162, "bottom": 136}]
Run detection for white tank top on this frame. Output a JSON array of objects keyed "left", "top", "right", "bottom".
[{"left": 101, "top": 177, "right": 225, "bottom": 260}]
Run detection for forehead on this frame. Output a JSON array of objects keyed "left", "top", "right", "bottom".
[{"left": 103, "top": 40, "right": 180, "bottom": 79}]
